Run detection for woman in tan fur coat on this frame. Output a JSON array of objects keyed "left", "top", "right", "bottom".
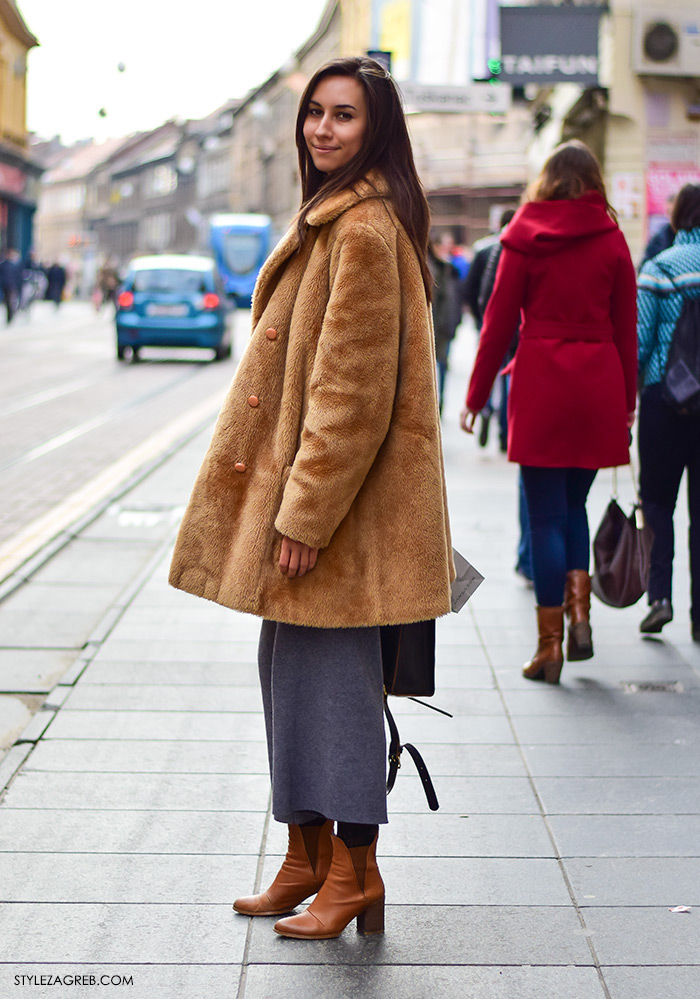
[{"left": 169, "top": 57, "right": 453, "bottom": 940}]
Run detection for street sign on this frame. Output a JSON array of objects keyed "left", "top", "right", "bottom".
[
  {"left": 399, "top": 82, "right": 512, "bottom": 114},
  {"left": 499, "top": 5, "right": 601, "bottom": 86}
]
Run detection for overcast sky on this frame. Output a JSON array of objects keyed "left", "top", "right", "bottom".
[{"left": 20, "top": 0, "right": 329, "bottom": 143}]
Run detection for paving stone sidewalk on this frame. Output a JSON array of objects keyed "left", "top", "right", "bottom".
[{"left": 0, "top": 328, "right": 699, "bottom": 998}]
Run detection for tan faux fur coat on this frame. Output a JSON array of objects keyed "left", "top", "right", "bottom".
[{"left": 169, "top": 173, "right": 454, "bottom": 627}]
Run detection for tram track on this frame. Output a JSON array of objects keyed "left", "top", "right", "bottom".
[
  {"left": 0, "top": 362, "right": 211, "bottom": 473},
  {"left": 0, "top": 302, "right": 247, "bottom": 559}
]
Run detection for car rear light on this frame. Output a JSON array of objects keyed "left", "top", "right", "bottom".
[
  {"left": 202, "top": 292, "right": 220, "bottom": 310},
  {"left": 118, "top": 291, "right": 134, "bottom": 309}
]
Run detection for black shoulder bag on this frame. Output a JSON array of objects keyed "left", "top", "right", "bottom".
[
  {"left": 657, "top": 265, "right": 700, "bottom": 416},
  {"left": 380, "top": 620, "right": 452, "bottom": 811}
]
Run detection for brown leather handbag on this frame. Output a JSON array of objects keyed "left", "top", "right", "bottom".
[{"left": 592, "top": 467, "right": 654, "bottom": 608}]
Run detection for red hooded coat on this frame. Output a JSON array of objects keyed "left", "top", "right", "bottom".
[{"left": 466, "top": 192, "right": 637, "bottom": 468}]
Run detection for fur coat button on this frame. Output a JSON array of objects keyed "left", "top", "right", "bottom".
[
  {"left": 265, "top": 327, "right": 278, "bottom": 340},
  {"left": 234, "top": 462, "right": 247, "bottom": 473},
  {"left": 247, "top": 395, "right": 260, "bottom": 408}
]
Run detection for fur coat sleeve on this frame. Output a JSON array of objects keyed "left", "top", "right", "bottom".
[{"left": 275, "top": 221, "right": 401, "bottom": 548}]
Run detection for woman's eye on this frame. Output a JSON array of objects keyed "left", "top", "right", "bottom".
[{"left": 308, "top": 108, "right": 322, "bottom": 117}]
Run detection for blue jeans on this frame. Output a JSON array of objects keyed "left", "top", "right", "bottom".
[
  {"left": 516, "top": 470, "right": 533, "bottom": 580},
  {"left": 521, "top": 466, "right": 597, "bottom": 606},
  {"left": 437, "top": 358, "right": 447, "bottom": 415}
]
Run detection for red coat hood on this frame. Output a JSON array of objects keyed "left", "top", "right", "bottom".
[{"left": 502, "top": 192, "right": 618, "bottom": 257}]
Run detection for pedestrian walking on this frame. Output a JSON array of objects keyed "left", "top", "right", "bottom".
[
  {"left": 461, "top": 140, "right": 637, "bottom": 684},
  {"left": 429, "top": 233, "right": 463, "bottom": 414},
  {"left": 639, "top": 194, "right": 676, "bottom": 271},
  {"left": 169, "top": 56, "right": 453, "bottom": 939},
  {"left": 449, "top": 239, "right": 469, "bottom": 282},
  {"left": 477, "top": 221, "right": 519, "bottom": 452},
  {"left": 477, "top": 232, "right": 533, "bottom": 583},
  {"left": 637, "top": 183, "right": 700, "bottom": 638},
  {"left": 95, "top": 259, "right": 120, "bottom": 309},
  {"left": 0, "top": 248, "right": 23, "bottom": 324},
  {"left": 19, "top": 252, "right": 47, "bottom": 314},
  {"left": 463, "top": 209, "right": 516, "bottom": 447},
  {"left": 45, "top": 261, "right": 66, "bottom": 307}
]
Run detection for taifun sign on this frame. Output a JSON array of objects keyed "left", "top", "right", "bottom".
[{"left": 499, "top": 5, "right": 602, "bottom": 86}]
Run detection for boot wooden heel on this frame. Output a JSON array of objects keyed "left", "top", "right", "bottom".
[
  {"left": 357, "top": 897, "right": 385, "bottom": 935},
  {"left": 564, "top": 571, "right": 593, "bottom": 661},
  {"left": 567, "top": 621, "right": 593, "bottom": 661},
  {"left": 543, "top": 660, "right": 564, "bottom": 685}
]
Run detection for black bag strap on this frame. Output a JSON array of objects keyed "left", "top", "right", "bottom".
[
  {"left": 384, "top": 694, "right": 439, "bottom": 811},
  {"left": 407, "top": 696, "right": 453, "bottom": 717}
]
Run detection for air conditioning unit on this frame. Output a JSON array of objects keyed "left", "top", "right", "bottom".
[{"left": 633, "top": 7, "right": 700, "bottom": 76}]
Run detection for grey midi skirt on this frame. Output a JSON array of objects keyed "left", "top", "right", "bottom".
[{"left": 258, "top": 620, "right": 388, "bottom": 825}]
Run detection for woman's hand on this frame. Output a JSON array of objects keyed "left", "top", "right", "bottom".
[
  {"left": 627, "top": 410, "right": 636, "bottom": 429},
  {"left": 279, "top": 536, "right": 319, "bottom": 578},
  {"left": 460, "top": 407, "right": 478, "bottom": 434}
]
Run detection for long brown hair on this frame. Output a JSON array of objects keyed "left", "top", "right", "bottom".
[
  {"left": 671, "top": 183, "right": 700, "bottom": 232},
  {"left": 530, "top": 140, "right": 618, "bottom": 222},
  {"left": 295, "top": 57, "right": 432, "bottom": 300}
]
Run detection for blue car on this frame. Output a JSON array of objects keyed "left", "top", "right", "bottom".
[{"left": 115, "top": 254, "right": 233, "bottom": 362}]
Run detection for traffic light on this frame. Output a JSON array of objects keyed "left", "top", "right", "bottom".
[{"left": 487, "top": 58, "right": 503, "bottom": 86}]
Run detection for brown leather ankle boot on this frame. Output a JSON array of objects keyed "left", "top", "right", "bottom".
[
  {"left": 564, "top": 569, "right": 593, "bottom": 661},
  {"left": 523, "top": 606, "right": 564, "bottom": 684},
  {"left": 273, "top": 832, "right": 385, "bottom": 939},
  {"left": 233, "top": 820, "right": 333, "bottom": 916}
]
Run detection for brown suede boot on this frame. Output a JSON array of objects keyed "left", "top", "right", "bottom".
[
  {"left": 233, "top": 820, "right": 333, "bottom": 916},
  {"left": 273, "top": 832, "right": 385, "bottom": 939},
  {"left": 564, "top": 570, "right": 594, "bottom": 661},
  {"left": 522, "top": 606, "right": 564, "bottom": 684}
]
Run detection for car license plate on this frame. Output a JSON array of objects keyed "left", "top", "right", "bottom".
[{"left": 146, "top": 304, "right": 188, "bottom": 317}]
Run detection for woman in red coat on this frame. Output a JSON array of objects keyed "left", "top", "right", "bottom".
[{"left": 461, "top": 141, "right": 637, "bottom": 683}]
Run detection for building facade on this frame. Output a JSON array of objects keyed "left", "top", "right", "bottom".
[
  {"left": 228, "top": 0, "right": 341, "bottom": 239},
  {"left": 225, "top": 0, "right": 531, "bottom": 244},
  {"left": 37, "top": 1, "right": 635, "bottom": 275},
  {"left": 34, "top": 138, "right": 126, "bottom": 271},
  {"left": 604, "top": 0, "right": 700, "bottom": 260},
  {"left": 349, "top": 0, "right": 531, "bottom": 241},
  {"left": 191, "top": 99, "right": 240, "bottom": 220},
  {"left": 0, "top": 0, "right": 42, "bottom": 257},
  {"left": 504, "top": 0, "right": 700, "bottom": 262}
]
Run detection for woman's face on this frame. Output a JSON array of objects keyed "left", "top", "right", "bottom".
[{"left": 303, "top": 75, "right": 368, "bottom": 174}]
